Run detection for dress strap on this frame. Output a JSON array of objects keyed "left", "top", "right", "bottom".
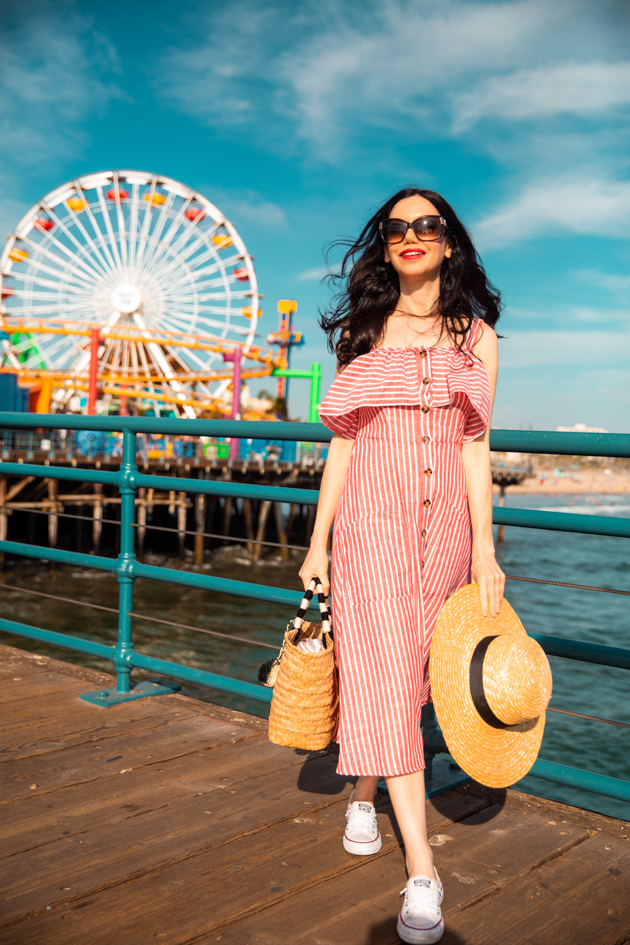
[{"left": 465, "top": 318, "right": 484, "bottom": 354}]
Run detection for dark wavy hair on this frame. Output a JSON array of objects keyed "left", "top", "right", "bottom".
[{"left": 320, "top": 187, "right": 502, "bottom": 366}]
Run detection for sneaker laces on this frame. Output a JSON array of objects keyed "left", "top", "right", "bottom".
[
  {"left": 400, "top": 875, "right": 442, "bottom": 915},
  {"left": 345, "top": 801, "right": 376, "bottom": 827}
]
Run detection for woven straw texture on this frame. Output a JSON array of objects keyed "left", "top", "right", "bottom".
[
  {"left": 430, "top": 583, "right": 552, "bottom": 788},
  {"left": 268, "top": 621, "right": 339, "bottom": 750}
]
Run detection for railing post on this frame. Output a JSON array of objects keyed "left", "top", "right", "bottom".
[
  {"left": 115, "top": 428, "right": 137, "bottom": 694},
  {"left": 81, "top": 427, "right": 181, "bottom": 707}
]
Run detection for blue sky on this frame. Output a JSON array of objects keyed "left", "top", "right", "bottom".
[{"left": 1, "top": 0, "right": 629, "bottom": 430}]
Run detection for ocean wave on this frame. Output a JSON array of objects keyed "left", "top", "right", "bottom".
[{"left": 537, "top": 505, "right": 630, "bottom": 516}]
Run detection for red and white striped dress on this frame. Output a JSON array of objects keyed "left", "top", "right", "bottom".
[{"left": 319, "top": 318, "right": 490, "bottom": 777}]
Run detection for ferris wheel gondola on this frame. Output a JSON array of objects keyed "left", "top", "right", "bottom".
[{"left": 0, "top": 170, "right": 263, "bottom": 417}]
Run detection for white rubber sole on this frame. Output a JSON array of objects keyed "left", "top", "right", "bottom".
[
  {"left": 342, "top": 832, "right": 382, "bottom": 856},
  {"left": 396, "top": 914, "right": 444, "bottom": 944}
]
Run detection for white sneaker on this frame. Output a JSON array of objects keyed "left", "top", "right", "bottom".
[
  {"left": 397, "top": 870, "right": 444, "bottom": 944},
  {"left": 342, "top": 792, "right": 382, "bottom": 856}
]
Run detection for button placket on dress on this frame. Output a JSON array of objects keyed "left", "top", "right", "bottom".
[{"left": 416, "top": 347, "right": 432, "bottom": 570}]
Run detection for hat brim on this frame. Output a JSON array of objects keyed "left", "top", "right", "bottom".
[{"left": 429, "top": 583, "right": 546, "bottom": 789}]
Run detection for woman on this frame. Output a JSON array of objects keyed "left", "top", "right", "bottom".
[{"left": 299, "top": 187, "right": 505, "bottom": 944}]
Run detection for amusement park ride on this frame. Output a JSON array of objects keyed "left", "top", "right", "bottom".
[{"left": 0, "top": 171, "right": 319, "bottom": 424}]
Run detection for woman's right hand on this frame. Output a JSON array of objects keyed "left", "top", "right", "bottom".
[{"left": 299, "top": 545, "right": 330, "bottom": 596}]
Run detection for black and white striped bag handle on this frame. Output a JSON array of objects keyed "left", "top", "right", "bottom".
[{"left": 293, "top": 576, "right": 333, "bottom": 646}]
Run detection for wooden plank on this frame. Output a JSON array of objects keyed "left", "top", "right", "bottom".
[
  {"left": 426, "top": 804, "right": 588, "bottom": 888},
  {"left": 0, "top": 753, "right": 350, "bottom": 922},
  {"left": 0, "top": 802, "right": 396, "bottom": 945},
  {"left": 0, "top": 716, "right": 260, "bottom": 803},
  {"left": 193, "top": 803, "right": 588, "bottom": 945},
  {"left": 1, "top": 737, "right": 327, "bottom": 857},
  {"left": 0, "top": 672, "right": 88, "bottom": 705},
  {"left": 0, "top": 687, "right": 195, "bottom": 734},
  {"left": 442, "top": 831, "right": 630, "bottom": 945},
  {"left": 0, "top": 655, "right": 52, "bottom": 679},
  {"left": 0, "top": 703, "right": 201, "bottom": 761},
  {"left": 0, "top": 787, "right": 490, "bottom": 942},
  {"left": 0, "top": 774, "right": 488, "bottom": 923}
]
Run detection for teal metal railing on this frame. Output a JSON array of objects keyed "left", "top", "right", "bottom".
[{"left": 1, "top": 413, "right": 629, "bottom": 807}]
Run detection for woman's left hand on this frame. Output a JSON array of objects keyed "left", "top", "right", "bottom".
[{"left": 471, "top": 551, "right": 505, "bottom": 618}]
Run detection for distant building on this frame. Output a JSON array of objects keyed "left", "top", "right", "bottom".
[{"left": 556, "top": 423, "right": 608, "bottom": 433}]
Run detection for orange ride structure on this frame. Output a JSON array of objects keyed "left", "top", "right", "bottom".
[{"left": 0, "top": 171, "right": 294, "bottom": 420}]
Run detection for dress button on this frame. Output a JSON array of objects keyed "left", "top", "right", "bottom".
[
  {"left": 418, "top": 349, "right": 427, "bottom": 358},
  {"left": 422, "top": 435, "right": 430, "bottom": 445},
  {"left": 421, "top": 529, "right": 427, "bottom": 538},
  {"left": 421, "top": 560, "right": 425, "bottom": 568},
  {"left": 423, "top": 499, "right": 431, "bottom": 508},
  {"left": 421, "top": 405, "right": 429, "bottom": 414},
  {"left": 422, "top": 377, "right": 430, "bottom": 385},
  {"left": 425, "top": 468, "right": 432, "bottom": 476}
]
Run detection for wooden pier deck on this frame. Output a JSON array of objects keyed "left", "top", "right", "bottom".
[{"left": 1, "top": 643, "right": 630, "bottom": 945}]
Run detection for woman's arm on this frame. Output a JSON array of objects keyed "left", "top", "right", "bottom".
[
  {"left": 299, "top": 433, "right": 353, "bottom": 594},
  {"left": 461, "top": 325, "right": 505, "bottom": 617}
]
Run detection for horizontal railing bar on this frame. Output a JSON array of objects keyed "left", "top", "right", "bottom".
[
  {"left": 0, "top": 616, "right": 115, "bottom": 660},
  {"left": 531, "top": 632, "right": 630, "bottom": 670},
  {"left": 529, "top": 758, "right": 630, "bottom": 803},
  {"left": 0, "top": 540, "right": 118, "bottom": 571},
  {"left": 489, "top": 429, "right": 630, "bottom": 458},
  {"left": 0, "top": 461, "right": 119, "bottom": 485},
  {"left": 128, "top": 651, "right": 273, "bottom": 703},
  {"left": 494, "top": 507, "right": 630, "bottom": 539},
  {"left": 131, "top": 471, "right": 319, "bottom": 504},
  {"left": 131, "top": 559, "right": 318, "bottom": 610},
  {"left": 0, "top": 415, "right": 331, "bottom": 442},
  {"left": 1, "top": 414, "right": 630, "bottom": 457}
]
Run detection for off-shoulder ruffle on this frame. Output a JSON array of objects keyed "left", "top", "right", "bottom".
[{"left": 319, "top": 319, "right": 490, "bottom": 442}]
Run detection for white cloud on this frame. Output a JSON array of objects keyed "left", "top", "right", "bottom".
[
  {"left": 475, "top": 178, "right": 630, "bottom": 246},
  {"left": 574, "top": 270, "right": 630, "bottom": 295},
  {"left": 297, "top": 266, "right": 330, "bottom": 282},
  {"left": 453, "top": 62, "right": 630, "bottom": 130},
  {"left": 198, "top": 186, "right": 286, "bottom": 228},
  {"left": 0, "top": 8, "right": 125, "bottom": 175},
  {"left": 498, "top": 330, "right": 630, "bottom": 369}
]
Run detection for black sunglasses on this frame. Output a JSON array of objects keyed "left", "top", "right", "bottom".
[{"left": 379, "top": 215, "right": 447, "bottom": 244}]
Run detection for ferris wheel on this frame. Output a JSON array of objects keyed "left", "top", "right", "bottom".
[{"left": 0, "top": 170, "right": 269, "bottom": 417}]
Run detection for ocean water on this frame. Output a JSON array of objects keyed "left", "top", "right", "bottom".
[{"left": 1, "top": 491, "right": 629, "bottom": 819}]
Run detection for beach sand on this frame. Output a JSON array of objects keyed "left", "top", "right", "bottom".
[{"left": 496, "top": 470, "right": 630, "bottom": 496}]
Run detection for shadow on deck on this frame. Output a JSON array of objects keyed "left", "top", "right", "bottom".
[{"left": 1, "top": 643, "right": 629, "bottom": 945}]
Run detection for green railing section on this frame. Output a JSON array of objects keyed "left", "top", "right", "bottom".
[{"left": 1, "top": 413, "right": 629, "bottom": 807}]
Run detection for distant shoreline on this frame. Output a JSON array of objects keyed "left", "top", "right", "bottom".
[{"left": 495, "top": 473, "right": 630, "bottom": 496}]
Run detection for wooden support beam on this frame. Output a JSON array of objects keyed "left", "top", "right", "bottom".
[
  {"left": 136, "top": 488, "right": 146, "bottom": 562},
  {"left": 252, "top": 500, "right": 271, "bottom": 563},
  {"left": 274, "top": 502, "right": 290, "bottom": 562},
  {"left": 5, "top": 476, "right": 35, "bottom": 503},
  {"left": 92, "top": 483, "right": 103, "bottom": 555},
  {"left": 194, "top": 488, "right": 205, "bottom": 566},
  {"left": 242, "top": 499, "right": 254, "bottom": 555},
  {"left": 178, "top": 491, "right": 187, "bottom": 560}
]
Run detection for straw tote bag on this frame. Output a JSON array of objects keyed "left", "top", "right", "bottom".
[{"left": 260, "top": 577, "right": 338, "bottom": 750}]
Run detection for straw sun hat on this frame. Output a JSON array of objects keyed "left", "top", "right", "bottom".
[{"left": 429, "top": 583, "right": 552, "bottom": 789}]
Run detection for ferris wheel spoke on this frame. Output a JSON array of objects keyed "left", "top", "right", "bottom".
[
  {"left": 131, "top": 179, "right": 160, "bottom": 279},
  {"left": 76, "top": 185, "right": 119, "bottom": 276},
  {"left": 44, "top": 203, "right": 113, "bottom": 282},
  {"left": 16, "top": 267, "right": 94, "bottom": 295},
  {"left": 11, "top": 255, "right": 96, "bottom": 294},
  {"left": 141, "top": 213, "right": 216, "bottom": 280},
  {"left": 135, "top": 191, "right": 174, "bottom": 278},
  {"left": 144, "top": 195, "right": 194, "bottom": 274},
  {"left": 29, "top": 218, "right": 107, "bottom": 287},
  {"left": 21, "top": 233, "right": 102, "bottom": 290},
  {"left": 96, "top": 186, "right": 124, "bottom": 271}
]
